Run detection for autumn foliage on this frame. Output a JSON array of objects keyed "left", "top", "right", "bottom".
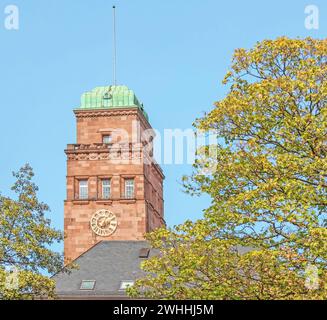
[
  {"left": 0, "top": 165, "right": 63, "bottom": 299},
  {"left": 129, "top": 37, "right": 327, "bottom": 300}
]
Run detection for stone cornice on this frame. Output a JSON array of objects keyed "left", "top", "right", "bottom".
[
  {"left": 65, "top": 143, "right": 143, "bottom": 161},
  {"left": 65, "top": 143, "right": 165, "bottom": 179},
  {"left": 65, "top": 142, "right": 143, "bottom": 152},
  {"left": 74, "top": 107, "right": 152, "bottom": 130}
]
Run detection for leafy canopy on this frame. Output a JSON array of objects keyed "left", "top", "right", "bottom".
[
  {"left": 0, "top": 164, "right": 63, "bottom": 299},
  {"left": 128, "top": 37, "right": 327, "bottom": 300}
]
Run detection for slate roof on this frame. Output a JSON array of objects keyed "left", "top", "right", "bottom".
[
  {"left": 53, "top": 241, "right": 152, "bottom": 298},
  {"left": 53, "top": 241, "right": 255, "bottom": 299}
]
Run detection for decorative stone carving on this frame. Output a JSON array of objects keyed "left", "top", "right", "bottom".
[{"left": 65, "top": 143, "right": 143, "bottom": 161}]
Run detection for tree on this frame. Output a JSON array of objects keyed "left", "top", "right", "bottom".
[
  {"left": 0, "top": 164, "right": 63, "bottom": 299},
  {"left": 128, "top": 37, "right": 327, "bottom": 300}
]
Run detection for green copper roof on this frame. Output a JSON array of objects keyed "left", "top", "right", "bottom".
[{"left": 79, "top": 85, "right": 148, "bottom": 120}]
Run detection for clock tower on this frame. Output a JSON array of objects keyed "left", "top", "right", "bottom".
[{"left": 64, "top": 85, "right": 165, "bottom": 263}]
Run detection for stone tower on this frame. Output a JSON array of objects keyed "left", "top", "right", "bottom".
[{"left": 64, "top": 85, "right": 165, "bottom": 262}]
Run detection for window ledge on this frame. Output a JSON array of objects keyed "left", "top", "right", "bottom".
[
  {"left": 70, "top": 198, "right": 136, "bottom": 204},
  {"left": 72, "top": 200, "right": 90, "bottom": 205},
  {"left": 96, "top": 200, "right": 113, "bottom": 205},
  {"left": 119, "top": 199, "right": 136, "bottom": 204}
]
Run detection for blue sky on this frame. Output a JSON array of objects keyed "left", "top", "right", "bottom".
[{"left": 0, "top": 0, "right": 326, "bottom": 253}]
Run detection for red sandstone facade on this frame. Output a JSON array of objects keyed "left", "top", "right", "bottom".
[{"left": 64, "top": 107, "right": 165, "bottom": 262}]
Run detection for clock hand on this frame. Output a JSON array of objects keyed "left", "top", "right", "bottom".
[
  {"left": 104, "top": 217, "right": 114, "bottom": 226},
  {"left": 98, "top": 215, "right": 115, "bottom": 228},
  {"left": 98, "top": 218, "right": 107, "bottom": 228}
]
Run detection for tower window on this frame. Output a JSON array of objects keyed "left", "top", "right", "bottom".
[
  {"left": 102, "top": 135, "right": 112, "bottom": 144},
  {"left": 79, "top": 180, "right": 88, "bottom": 200},
  {"left": 124, "top": 179, "right": 134, "bottom": 199},
  {"left": 102, "top": 179, "right": 111, "bottom": 199}
]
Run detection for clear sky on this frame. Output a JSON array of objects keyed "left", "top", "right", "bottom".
[{"left": 0, "top": 0, "right": 326, "bottom": 253}]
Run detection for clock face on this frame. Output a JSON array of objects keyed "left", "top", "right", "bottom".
[{"left": 90, "top": 209, "right": 118, "bottom": 237}]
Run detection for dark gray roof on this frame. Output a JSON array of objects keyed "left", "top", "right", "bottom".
[
  {"left": 53, "top": 241, "right": 152, "bottom": 298},
  {"left": 53, "top": 241, "right": 255, "bottom": 298}
]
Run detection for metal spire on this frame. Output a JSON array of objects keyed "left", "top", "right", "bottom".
[{"left": 113, "top": 5, "right": 117, "bottom": 86}]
